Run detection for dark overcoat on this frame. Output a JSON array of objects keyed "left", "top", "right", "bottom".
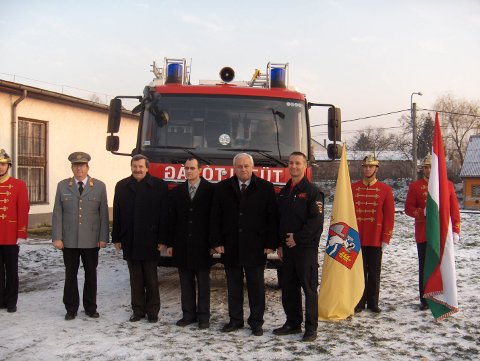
[
  {"left": 167, "top": 178, "right": 214, "bottom": 269},
  {"left": 210, "top": 174, "right": 278, "bottom": 267},
  {"left": 111, "top": 173, "right": 168, "bottom": 261}
]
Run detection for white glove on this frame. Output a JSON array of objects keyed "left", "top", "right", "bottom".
[
  {"left": 16, "top": 238, "right": 27, "bottom": 245},
  {"left": 453, "top": 233, "right": 460, "bottom": 243},
  {"left": 382, "top": 242, "right": 388, "bottom": 251}
]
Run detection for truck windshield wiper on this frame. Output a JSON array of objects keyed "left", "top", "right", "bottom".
[
  {"left": 218, "top": 148, "right": 287, "bottom": 167},
  {"left": 271, "top": 109, "right": 285, "bottom": 162},
  {"left": 144, "top": 145, "right": 212, "bottom": 165}
]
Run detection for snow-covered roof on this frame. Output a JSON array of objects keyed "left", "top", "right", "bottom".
[
  {"left": 460, "top": 135, "right": 480, "bottom": 178},
  {"left": 311, "top": 141, "right": 410, "bottom": 162}
]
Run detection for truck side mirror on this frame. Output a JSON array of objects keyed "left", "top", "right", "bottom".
[
  {"left": 328, "top": 107, "right": 341, "bottom": 142},
  {"left": 154, "top": 110, "right": 170, "bottom": 127},
  {"left": 107, "top": 98, "right": 122, "bottom": 133},
  {"left": 106, "top": 135, "right": 119, "bottom": 152},
  {"left": 327, "top": 143, "right": 342, "bottom": 160}
]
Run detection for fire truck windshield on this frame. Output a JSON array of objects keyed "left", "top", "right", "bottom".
[{"left": 140, "top": 94, "right": 308, "bottom": 166}]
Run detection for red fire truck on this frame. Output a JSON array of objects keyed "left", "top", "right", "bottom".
[{"left": 106, "top": 58, "right": 341, "bottom": 274}]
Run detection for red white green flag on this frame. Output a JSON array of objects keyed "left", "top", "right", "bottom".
[{"left": 424, "top": 112, "right": 459, "bottom": 320}]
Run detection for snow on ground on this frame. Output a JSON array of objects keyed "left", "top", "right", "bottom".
[{"left": 1, "top": 210, "right": 479, "bottom": 361}]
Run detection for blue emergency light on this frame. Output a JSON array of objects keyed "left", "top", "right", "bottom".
[
  {"left": 166, "top": 63, "right": 183, "bottom": 84},
  {"left": 270, "top": 67, "right": 286, "bottom": 88}
]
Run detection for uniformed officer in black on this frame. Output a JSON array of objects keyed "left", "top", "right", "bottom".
[{"left": 273, "top": 151, "right": 324, "bottom": 342}]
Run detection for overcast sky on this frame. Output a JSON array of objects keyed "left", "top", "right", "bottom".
[{"left": 1, "top": 0, "right": 479, "bottom": 143}]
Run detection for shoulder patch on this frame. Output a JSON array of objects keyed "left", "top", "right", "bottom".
[{"left": 316, "top": 200, "right": 324, "bottom": 214}]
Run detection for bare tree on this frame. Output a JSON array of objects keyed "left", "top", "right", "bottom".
[
  {"left": 433, "top": 94, "right": 480, "bottom": 167},
  {"left": 88, "top": 93, "right": 104, "bottom": 104},
  {"left": 352, "top": 126, "right": 396, "bottom": 157},
  {"left": 394, "top": 112, "right": 435, "bottom": 161}
]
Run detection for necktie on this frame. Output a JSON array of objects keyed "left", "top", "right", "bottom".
[
  {"left": 241, "top": 183, "right": 246, "bottom": 193},
  {"left": 189, "top": 185, "right": 196, "bottom": 199},
  {"left": 78, "top": 182, "right": 84, "bottom": 195}
]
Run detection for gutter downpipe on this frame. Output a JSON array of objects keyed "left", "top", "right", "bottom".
[{"left": 11, "top": 90, "right": 27, "bottom": 178}]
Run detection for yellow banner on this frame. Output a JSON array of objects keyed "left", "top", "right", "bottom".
[{"left": 318, "top": 144, "right": 365, "bottom": 320}]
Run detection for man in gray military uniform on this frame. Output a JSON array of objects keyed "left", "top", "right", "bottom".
[{"left": 52, "top": 152, "right": 109, "bottom": 320}]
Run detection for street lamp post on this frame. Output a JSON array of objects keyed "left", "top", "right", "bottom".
[{"left": 411, "top": 91, "right": 422, "bottom": 180}]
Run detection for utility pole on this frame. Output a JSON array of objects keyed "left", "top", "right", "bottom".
[
  {"left": 412, "top": 102, "right": 417, "bottom": 180},
  {"left": 410, "top": 92, "right": 422, "bottom": 180}
]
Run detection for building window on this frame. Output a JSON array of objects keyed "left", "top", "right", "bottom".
[
  {"left": 472, "top": 185, "right": 480, "bottom": 198},
  {"left": 18, "top": 118, "right": 47, "bottom": 203}
]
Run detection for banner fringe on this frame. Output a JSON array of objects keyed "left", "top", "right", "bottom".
[{"left": 435, "top": 308, "right": 459, "bottom": 322}]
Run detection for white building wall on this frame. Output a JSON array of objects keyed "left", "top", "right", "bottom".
[
  {"left": 0, "top": 90, "right": 139, "bottom": 225},
  {"left": 0, "top": 93, "right": 14, "bottom": 153}
]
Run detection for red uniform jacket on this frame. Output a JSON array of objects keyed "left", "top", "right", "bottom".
[
  {"left": 0, "top": 177, "right": 30, "bottom": 245},
  {"left": 352, "top": 179, "right": 395, "bottom": 247},
  {"left": 405, "top": 178, "right": 460, "bottom": 243}
]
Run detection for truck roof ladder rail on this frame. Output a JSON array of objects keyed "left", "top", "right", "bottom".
[
  {"left": 249, "top": 68, "right": 269, "bottom": 88},
  {"left": 151, "top": 57, "right": 190, "bottom": 85},
  {"left": 249, "top": 62, "right": 289, "bottom": 89}
]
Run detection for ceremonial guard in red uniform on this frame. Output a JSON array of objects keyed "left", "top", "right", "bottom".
[
  {"left": 405, "top": 154, "right": 460, "bottom": 310},
  {"left": 0, "top": 149, "right": 30, "bottom": 313},
  {"left": 352, "top": 155, "right": 394, "bottom": 313}
]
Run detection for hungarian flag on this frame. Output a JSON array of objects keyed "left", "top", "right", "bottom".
[
  {"left": 318, "top": 144, "right": 364, "bottom": 320},
  {"left": 424, "top": 112, "right": 459, "bottom": 320}
]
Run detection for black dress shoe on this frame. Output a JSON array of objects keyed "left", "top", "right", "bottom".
[
  {"left": 419, "top": 303, "right": 428, "bottom": 311},
  {"left": 273, "top": 324, "right": 302, "bottom": 335},
  {"left": 252, "top": 326, "right": 263, "bottom": 336},
  {"left": 65, "top": 313, "right": 76, "bottom": 320},
  {"left": 368, "top": 306, "right": 382, "bottom": 313},
  {"left": 198, "top": 321, "right": 210, "bottom": 329},
  {"left": 221, "top": 321, "right": 244, "bottom": 333},
  {"left": 354, "top": 306, "right": 363, "bottom": 314},
  {"left": 302, "top": 330, "right": 317, "bottom": 342},
  {"left": 7, "top": 306, "right": 17, "bottom": 313},
  {"left": 129, "top": 314, "right": 144, "bottom": 322},
  {"left": 176, "top": 318, "right": 197, "bottom": 327},
  {"left": 86, "top": 311, "right": 100, "bottom": 318},
  {"left": 148, "top": 316, "right": 159, "bottom": 323}
]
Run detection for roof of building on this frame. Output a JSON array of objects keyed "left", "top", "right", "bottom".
[
  {"left": 312, "top": 142, "right": 410, "bottom": 162},
  {"left": 0, "top": 79, "right": 138, "bottom": 119},
  {"left": 460, "top": 135, "right": 480, "bottom": 178}
]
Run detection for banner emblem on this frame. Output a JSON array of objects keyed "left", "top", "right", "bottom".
[{"left": 326, "top": 222, "right": 360, "bottom": 269}]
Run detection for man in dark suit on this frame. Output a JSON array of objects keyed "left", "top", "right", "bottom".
[
  {"left": 52, "top": 152, "right": 109, "bottom": 320},
  {"left": 112, "top": 154, "right": 168, "bottom": 323},
  {"left": 167, "top": 157, "right": 214, "bottom": 329},
  {"left": 211, "top": 153, "right": 278, "bottom": 337}
]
